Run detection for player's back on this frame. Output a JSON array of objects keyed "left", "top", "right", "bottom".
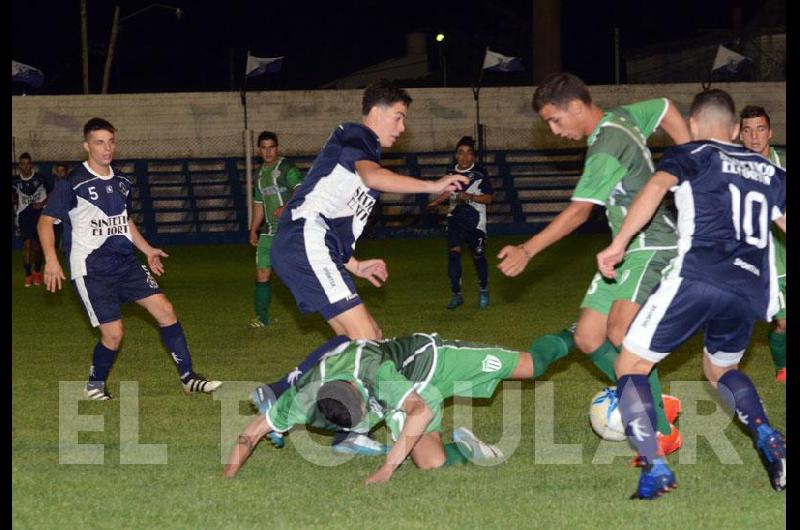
[{"left": 658, "top": 139, "right": 786, "bottom": 319}]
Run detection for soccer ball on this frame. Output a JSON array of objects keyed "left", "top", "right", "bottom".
[{"left": 589, "top": 386, "right": 627, "bottom": 441}]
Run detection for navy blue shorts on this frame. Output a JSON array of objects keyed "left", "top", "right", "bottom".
[
  {"left": 624, "top": 277, "right": 757, "bottom": 367},
  {"left": 72, "top": 254, "right": 162, "bottom": 327},
  {"left": 18, "top": 210, "right": 41, "bottom": 241},
  {"left": 446, "top": 215, "right": 486, "bottom": 256},
  {"left": 271, "top": 215, "right": 362, "bottom": 320}
]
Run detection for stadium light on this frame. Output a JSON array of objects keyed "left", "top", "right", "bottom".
[{"left": 436, "top": 33, "right": 445, "bottom": 43}]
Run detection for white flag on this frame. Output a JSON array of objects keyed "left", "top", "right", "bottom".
[
  {"left": 711, "top": 45, "right": 749, "bottom": 74},
  {"left": 482, "top": 48, "right": 523, "bottom": 73},
  {"left": 246, "top": 53, "right": 284, "bottom": 78},
  {"left": 12, "top": 60, "right": 44, "bottom": 88}
]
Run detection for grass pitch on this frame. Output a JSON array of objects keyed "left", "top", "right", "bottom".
[{"left": 12, "top": 235, "right": 785, "bottom": 528}]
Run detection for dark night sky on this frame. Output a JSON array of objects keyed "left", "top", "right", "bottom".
[{"left": 12, "top": 0, "right": 772, "bottom": 95}]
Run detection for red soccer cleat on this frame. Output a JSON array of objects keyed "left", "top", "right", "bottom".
[
  {"left": 661, "top": 394, "right": 682, "bottom": 424},
  {"left": 775, "top": 367, "right": 786, "bottom": 383},
  {"left": 24, "top": 275, "right": 33, "bottom": 287},
  {"left": 32, "top": 271, "right": 43, "bottom": 286}
]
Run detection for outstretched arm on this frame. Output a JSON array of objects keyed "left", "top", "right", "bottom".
[
  {"left": 497, "top": 200, "right": 594, "bottom": 277},
  {"left": 223, "top": 415, "right": 272, "bottom": 478},
  {"left": 596, "top": 171, "right": 678, "bottom": 278},
  {"left": 364, "top": 392, "right": 433, "bottom": 485},
  {"left": 355, "top": 160, "right": 468, "bottom": 195}
]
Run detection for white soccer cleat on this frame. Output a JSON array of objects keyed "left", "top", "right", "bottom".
[
  {"left": 85, "top": 382, "right": 113, "bottom": 400},
  {"left": 182, "top": 373, "right": 223, "bottom": 394},
  {"left": 453, "top": 427, "right": 504, "bottom": 462}
]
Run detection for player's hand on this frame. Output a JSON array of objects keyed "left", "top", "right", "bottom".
[
  {"left": 364, "top": 464, "right": 394, "bottom": 485},
  {"left": 146, "top": 248, "right": 169, "bottom": 276},
  {"left": 273, "top": 206, "right": 285, "bottom": 219},
  {"left": 249, "top": 230, "right": 259, "bottom": 247},
  {"left": 431, "top": 174, "right": 469, "bottom": 194},
  {"left": 43, "top": 260, "right": 66, "bottom": 292},
  {"left": 596, "top": 241, "right": 626, "bottom": 279},
  {"left": 497, "top": 244, "right": 532, "bottom": 277},
  {"left": 351, "top": 259, "right": 388, "bottom": 288}
]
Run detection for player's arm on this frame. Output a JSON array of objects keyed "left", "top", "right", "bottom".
[
  {"left": 355, "top": 160, "right": 468, "bottom": 195},
  {"left": 659, "top": 99, "right": 691, "bottom": 145},
  {"left": 596, "top": 171, "right": 678, "bottom": 278},
  {"left": 249, "top": 202, "right": 265, "bottom": 246},
  {"left": 223, "top": 415, "right": 272, "bottom": 478},
  {"left": 427, "top": 191, "right": 451, "bottom": 209},
  {"left": 128, "top": 218, "right": 169, "bottom": 276},
  {"left": 774, "top": 213, "right": 786, "bottom": 233},
  {"left": 458, "top": 190, "right": 492, "bottom": 205},
  {"left": 37, "top": 214, "right": 66, "bottom": 292},
  {"left": 364, "top": 392, "right": 433, "bottom": 485},
  {"left": 497, "top": 200, "right": 595, "bottom": 277},
  {"left": 345, "top": 256, "right": 388, "bottom": 288}
]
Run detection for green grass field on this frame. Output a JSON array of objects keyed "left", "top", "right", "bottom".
[{"left": 12, "top": 235, "right": 785, "bottom": 528}]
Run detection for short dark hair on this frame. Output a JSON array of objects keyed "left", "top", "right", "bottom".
[
  {"left": 257, "top": 131, "right": 278, "bottom": 146},
  {"left": 532, "top": 72, "right": 592, "bottom": 112},
  {"left": 18, "top": 152, "right": 32, "bottom": 161},
  {"left": 455, "top": 136, "right": 475, "bottom": 151},
  {"left": 361, "top": 79, "right": 412, "bottom": 116},
  {"left": 690, "top": 89, "right": 736, "bottom": 125},
  {"left": 739, "top": 105, "right": 771, "bottom": 128},
  {"left": 83, "top": 117, "right": 116, "bottom": 139},
  {"left": 316, "top": 380, "right": 364, "bottom": 429},
  {"left": 54, "top": 162, "right": 69, "bottom": 172}
]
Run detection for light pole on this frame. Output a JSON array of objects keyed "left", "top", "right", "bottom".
[
  {"left": 436, "top": 33, "right": 446, "bottom": 87},
  {"left": 101, "top": 3, "right": 184, "bottom": 94}
]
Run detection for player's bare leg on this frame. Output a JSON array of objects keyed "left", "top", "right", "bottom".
[
  {"left": 328, "top": 303, "right": 382, "bottom": 340},
  {"left": 574, "top": 308, "right": 608, "bottom": 354},
  {"left": 607, "top": 300, "right": 640, "bottom": 348},
  {"left": 410, "top": 432, "right": 447, "bottom": 470}
]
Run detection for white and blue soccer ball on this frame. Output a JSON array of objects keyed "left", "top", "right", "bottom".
[{"left": 589, "top": 386, "right": 627, "bottom": 441}]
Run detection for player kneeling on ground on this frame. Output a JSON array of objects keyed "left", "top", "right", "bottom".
[{"left": 224, "top": 333, "right": 558, "bottom": 483}]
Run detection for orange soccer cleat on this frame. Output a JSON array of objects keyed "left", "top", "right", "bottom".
[
  {"left": 775, "top": 367, "right": 786, "bottom": 383},
  {"left": 631, "top": 423, "right": 682, "bottom": 467},
  {"left": 661, "top": 394, "right": 682, "bottom": 424}
]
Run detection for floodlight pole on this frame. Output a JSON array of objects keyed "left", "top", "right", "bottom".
[
  {"left": 473, "top": 50, "right": 487, "bottom": 166},
  {"left": 241, "top": 63, "right": 253, "bottom": 227}
]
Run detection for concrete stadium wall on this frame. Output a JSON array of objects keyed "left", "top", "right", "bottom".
[{"left": 11, "top": 82, "right": 786, "bottom": 161}]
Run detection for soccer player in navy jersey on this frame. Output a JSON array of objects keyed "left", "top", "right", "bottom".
[
  {"left": 38, "top": 118, "right": 222, "bottom": 400},
  {"left": 252, "top": 80, "right": 468, "bottom": 455},
  {"left": 427, "top": 136, "right": 493, "bottom": 309},
  {"left": 12, "top": 152, "right": 50, "bottom": 287},
  {"left": 597, "top": 89, "right": 786, "bottom": 499}
]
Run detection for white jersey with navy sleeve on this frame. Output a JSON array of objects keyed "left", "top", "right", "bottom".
[
  {"left": 657, "top": 140, "right": 786, "bottom": 320},
  {"left": 446, "top": 163, "right": 492, "bottom": 234},
  {"left": 285, "top": 123, "right": 381, "bottom": 261},
  {"left": 42, "top": 162, "right": 135, "bottom": 279},
  {"left": 12, "top": 172, "right": 49, "bottom": 222}
]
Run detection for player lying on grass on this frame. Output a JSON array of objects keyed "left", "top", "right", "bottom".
[{"left": 224, "top": 333, "right": 558, "bottom": 483}]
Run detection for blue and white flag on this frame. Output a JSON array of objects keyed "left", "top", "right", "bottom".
[
  {"left": 482, "top": 48, "right": 524, "bottom": 73},
  {"left": 245, "top": 53, "right": 284, "bottom": 78},
  {"left": 711, "top": 45, "right": 749, "bottom": 74},
  {"left": 12, "top": 60, "right": 44, "bottom": 88}
]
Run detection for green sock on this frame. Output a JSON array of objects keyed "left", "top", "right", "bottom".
[
  {"left": 443, "top": 442, "right": 468, "bottom": 466},
  {"left": 254, "top": 281, "right": 271, "bottom": 324},
  {"left": 589, "top": 340, "right": 670, "bottom": 435},
  {"left": 768, "top": 330, "right": 787, "bottom": 370},
  {"left": 647, "top": 368, "right": 671, "bottom": 436},
  {"left": 588, "top": 340, "right": 618, "bottom": 382},
  {"left": 530, "top": 329, "right": 574, "bottom": 379}
]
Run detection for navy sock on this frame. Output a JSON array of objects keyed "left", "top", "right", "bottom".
[
  {"left": 24, "top": 263, "right": 32, "bottom": 276},
  {"left": 34, "top": 259, "right": 42, "bottom": 272},
  {"left": 88, "top": 342, "right": 118, "bottom": 384},
  {"left": 473, "top": 254, "right": 488, "bottom": 290},
  {"left": 448, "top": 251, "right": 462, "bottom": 294},
  {"left": 160, "top": 322, "right": 194, "bottom": 381},
  {"left": 269, "top": 335, "right": 351, "bottom": 398},
  {"left": 617, "top": 374, "right": 660, "bottom": 463},
  {"left": 717, "top": 370, "right": 771, "bottom": 438}
]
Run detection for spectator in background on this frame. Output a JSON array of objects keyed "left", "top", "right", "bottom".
[
  {"left": 12, "top": 152, "right": 50, "bottom": 287},
  {"left": 51, "top": 163, "right": 70, "bottom": 254}
]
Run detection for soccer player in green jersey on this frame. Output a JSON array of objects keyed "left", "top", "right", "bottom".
[
  {"left": 248, "top": 131, "right": 304, "bottom": 328},
  {"left": 740, "top": 105, "right": 787, "bottom": 382},
  {"left": 225, "top": 333, "right": 546, "bottom": 483},
  {"left": 497, "top": 72, "right": 690, "bottom": 458}
]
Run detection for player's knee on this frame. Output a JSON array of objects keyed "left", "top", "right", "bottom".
[
  {"left": 774, "top": 319, "right": 787, "bottom": 334},
  {"left": 256, "top": 268, "right": 270, "bottom": 282},
  {"left": 154, "top": 299, "right": 177, "bottom": 325},
  {"left": 574, "top": 330, "right": 603, "bottom": 355},
  {"left": 414, "top": 452, "right": 446, "bottom": 470},
  {"left": 449, "top": 246, "right": 461, "bottom": 253},
  {"left": 101, "top": 326, "right": 124, "bottom": 350}
]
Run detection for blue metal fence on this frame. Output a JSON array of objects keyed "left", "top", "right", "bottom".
[{"left": 13, "top": 147, "right": 687, "bottom": 248}]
